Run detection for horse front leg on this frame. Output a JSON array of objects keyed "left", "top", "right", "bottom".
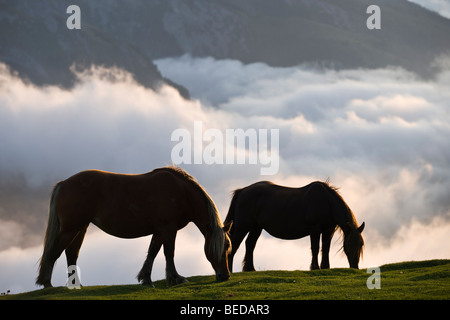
[
  {"left": 163, "top": 231, "right": 188, "bottom": 286},
  {"left": 138, "top": 234, "right": 163, "bottom": 287},
  {"left": 320, "top": 228, "right": 334, "bottom": 269},
  {"left": 310, "top": 233, "right": 320, "bottom": 270}
]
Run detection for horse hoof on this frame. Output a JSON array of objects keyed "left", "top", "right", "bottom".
[
  {"left": 142, "top": 282, "right": 155, "bottom": 288},
  {"left": 177, "top": 277, "right": 188, "bottom": 285},
  {"left": 167, "top": 276, "right": 188, "bottom": 286},
  {"left": 140, "top": 279, "right": 155, "bottom": 288}
]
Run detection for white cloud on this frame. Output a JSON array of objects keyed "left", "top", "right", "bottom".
[
  {"left": 364, "top": 216, "right": 450, "bottom": 266},
  {"left": 1, "top": 56, "right": 450, "bottom": 293}
]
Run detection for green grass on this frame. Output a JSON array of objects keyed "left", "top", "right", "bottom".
[{"left": 2, "top": 260, "right": 449, "bottom": 300}]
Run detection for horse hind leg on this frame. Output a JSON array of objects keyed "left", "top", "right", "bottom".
[
  {"left": 36, "top": 229, "right": 81, "bottom": 288},
  {"left": 163, "top": 231, "right": 188, "bottom": 286},
  {"left": 37, "top": 246, "right": 61, "bottom": 288},
  {"left": 242, "top": 227, "right": 262, "bottom": 272},
  {"left": 65, "top": 226, "right": 88, "bottom": 288},
  {"left": 228, "top": 227, "right": 248, "bottom": 273},
  {"left": 137, "top": 233, "right": 163, "bottom": 287}
]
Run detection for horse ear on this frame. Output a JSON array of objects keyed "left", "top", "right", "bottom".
[
  {"left": 223, "top": 221, "right": 233, "bottom": 233},
  {"left": 358, "top": 222, "right": 365, "bottom": 233}
]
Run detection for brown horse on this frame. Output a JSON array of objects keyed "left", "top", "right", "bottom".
[
  {"left": 36, "top": 167, "right": 232, "bottom": 288},
  {"left": 224, "top": 180, "right": 364, "bottom": 272}
]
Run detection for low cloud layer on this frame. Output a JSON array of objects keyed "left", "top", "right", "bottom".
[
  {"left": 155, "top": 55, "right": 450, "bottom": 236},
  {"left": 1, "top": 56, "right": 449, "bottom": 293}
]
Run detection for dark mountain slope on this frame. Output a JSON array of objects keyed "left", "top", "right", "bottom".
[{"left": 1, "top": 0, "right": 449, "bottom": 92}]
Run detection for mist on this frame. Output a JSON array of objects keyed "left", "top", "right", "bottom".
[{"left": 1, "top": 55, "right": 449, "bottom": 293}]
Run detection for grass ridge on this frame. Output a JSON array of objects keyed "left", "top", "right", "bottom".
[{"left": 2, "top": 259, "right": 449, "bottom": 300}]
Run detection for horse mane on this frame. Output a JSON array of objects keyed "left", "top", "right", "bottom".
[
  {"left": 154, "top": 166, "right": 226, "bottom": 260},
  {"left": 321, "top": 179, "right": 358, "bottom": 231}
]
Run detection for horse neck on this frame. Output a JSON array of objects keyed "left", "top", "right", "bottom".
[
  {"left": 188, "top": 186, "right": 221, "bottom": 238},
  {"left": 189, "top": 190, "right": 226, "bottom": 261},
  {"left": 192, "top": 204, "right": 215, "bottom": 237},
  {"left": 332, "top": 198, "right": 358, "bottom": 235}
]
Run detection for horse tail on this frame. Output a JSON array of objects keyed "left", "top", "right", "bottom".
[
  {"left": 36, "top": 182, "right": 62, "bottom": 286},
  {"left": 224, "top": 188, "right": 242, "bottom": 225}
]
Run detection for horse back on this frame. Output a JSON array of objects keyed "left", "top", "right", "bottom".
[
  {"left": 56, "top": 169, "right": 195, "bottom": 238},
  {"left": 230, "top": 181, "right": 335, "bottom": 239}
]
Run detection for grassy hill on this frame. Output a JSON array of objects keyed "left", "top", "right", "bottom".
[{"left": 2, "top": 260, "right": 449, "bottom": 300}]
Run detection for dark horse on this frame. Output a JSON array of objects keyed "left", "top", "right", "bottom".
[
  {"left": 36, "top": 167, "right": 232, "bottom": 288},
  {"left": 224, "top": 180, "right": 364, "bottom": 272}
]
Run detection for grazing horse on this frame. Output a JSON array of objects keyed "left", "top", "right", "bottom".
[
  {"left": 36, "top": 167, "right": 232, "bottom": 288},
  {"left": 224, "top": 180, "right": 364, "bottom": 272}
]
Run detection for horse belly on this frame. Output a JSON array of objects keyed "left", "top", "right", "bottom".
[
  {"left": 257, "top": 208, "right": 313, "bottom": 240},
  {"left": 92, "top": 215, "right": 157, "bottom": 239},
  {"left": 92, "top": 195, "right": 189, "bottom": 239},
  {"left": 264, "top": 224, "right": 310, "bottom": 240}
]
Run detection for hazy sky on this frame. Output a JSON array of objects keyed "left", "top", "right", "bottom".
[{"left": 1, "top": 52, "right": 449, "bottom": 293}]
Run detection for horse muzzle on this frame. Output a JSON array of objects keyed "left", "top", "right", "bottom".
[{"left": 216, "top": 273, "right": 230, "bottom": 282}]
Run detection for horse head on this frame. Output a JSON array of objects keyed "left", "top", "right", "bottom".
[
  {"left": 205, "top": 221, "right": 233, "bottom": 281},
  {"left": 344, "top": 222, "right": 365, "bottom": 269}
]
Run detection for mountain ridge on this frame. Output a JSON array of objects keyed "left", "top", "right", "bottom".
[{"left": 1, "top": 0, "right": 449, "bottom": 94}]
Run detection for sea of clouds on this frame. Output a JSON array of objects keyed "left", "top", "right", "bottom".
[{"left": 1, "top": 54, "right": 449, "bottom": 293}]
